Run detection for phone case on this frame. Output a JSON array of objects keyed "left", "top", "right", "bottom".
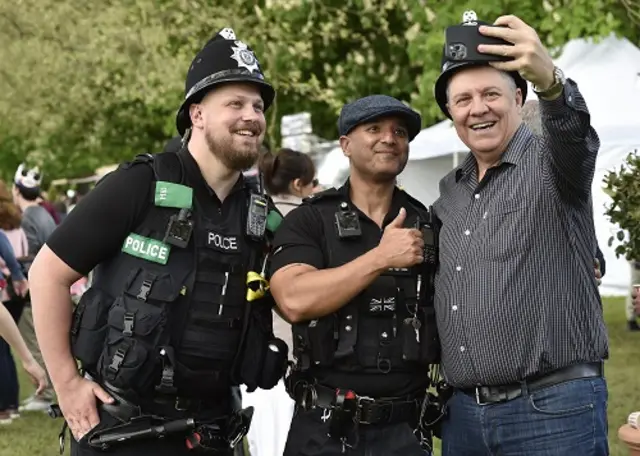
[{"left": 445, "top": 24, "right": 513, "bottom": 62}]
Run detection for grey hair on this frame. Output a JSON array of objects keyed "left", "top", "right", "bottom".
[
  {"left": 446, "top": 70, "right": 517, "bottom": 103},
  {"left": 521, "top": 100, "right": 542, "bottom": 135}
]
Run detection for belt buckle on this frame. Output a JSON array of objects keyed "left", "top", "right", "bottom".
[
  {"left": 474, "top": 387, "right": 489, "bottom": 406},
  {"left": 356, "top": 395, "right": 375, "bottom": 425}
]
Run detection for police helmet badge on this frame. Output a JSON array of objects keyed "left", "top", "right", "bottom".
[
  {"left": 462, "top": 10, "right": 478, "bottom": 25},
  {"left": 14, "top": 163, "right": 42, "bottom": 189},
  {"left": 230, "top": 41, "right": 260, "bottom": 74}
]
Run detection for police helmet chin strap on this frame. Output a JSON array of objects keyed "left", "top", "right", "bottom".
[{"left": 181, "top": 127, "right": 192, "bottom": 148}]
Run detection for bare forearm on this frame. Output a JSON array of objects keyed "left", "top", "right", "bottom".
[
  {"left": 0, "top": 304, "right": 32, "bottom": 363},
  {"left": 30, "top": 280, "right": 80, "bottom": 388},
  {"left": 276, "top": 248, "right": 387, "bottom": 322}
]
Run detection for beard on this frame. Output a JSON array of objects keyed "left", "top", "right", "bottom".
[{"left": 204, "top": 125, "right": 261, "bottom": 172}]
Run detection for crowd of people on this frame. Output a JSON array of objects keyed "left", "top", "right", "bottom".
[{"left": 0, "top": 166, "right": 88, "bottom": 423}]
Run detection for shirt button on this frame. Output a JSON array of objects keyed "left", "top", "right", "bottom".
[
  {"left": 474, "top": 194, "right": 480, "bottom": 200},
  {"left": 464, "top": 230, "right": 471, "bottom": 236},
  {"left": 452, "top": 305, "right": 458, "bottom": 311},
  {"left": 568, "top": 95, "right": 572, "bottom": 103},
  {"left": 460, "top": 346, "right": 466, "bottom": 352},
  {"left": 456, "top": 266, "right": 462, "bottom": 272}
]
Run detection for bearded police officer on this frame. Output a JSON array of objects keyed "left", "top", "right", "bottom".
[
  {"left": 269, "top": 95, "right": 441, "bottom": 455},
  {"left": 28, "top": 28, "right": 288, "bottom": 456}
]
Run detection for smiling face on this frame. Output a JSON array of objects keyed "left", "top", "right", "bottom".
[
  {"left": 190, "top": 82, "right": 266, "bottom": 171},
  {"left": 447, "top": 66, "right": 523, "bottom": 158},
  {"left": 340, "top": 116, "right": 410, "bottom": 183}
]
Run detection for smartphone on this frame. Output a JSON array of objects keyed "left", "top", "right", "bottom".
[{"left": 445, "top": 24, "right": 513, "bottom": 62}]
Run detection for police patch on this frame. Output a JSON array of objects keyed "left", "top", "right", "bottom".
[{"left": 206, "top": 230, "right": 241, "bottom": 254}]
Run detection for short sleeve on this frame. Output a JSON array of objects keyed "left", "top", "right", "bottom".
[
  {"left": 269, "top": 204, "right": 326, "bottom": 276},
  {"left": 46, "top": 163, "right": 154, "bottom": 275}
]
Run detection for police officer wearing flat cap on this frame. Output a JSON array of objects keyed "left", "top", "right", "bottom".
[
  {"left": 270, "top": 95, "right": 441, "bottom": 455},
  {"left": 28, "top": 28, "right": 288, "bottom": 456}
]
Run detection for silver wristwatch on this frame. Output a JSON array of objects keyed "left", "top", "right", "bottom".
[{"left": 533, "top": 66, "right": 566, "bottom": 96}]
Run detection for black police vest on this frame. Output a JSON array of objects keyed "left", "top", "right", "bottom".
[
  {"left": 70, "top": 152, "right": 284, "bottom": 401},
  {"left": 291, "top": 188, "right": 441, "bottom": 376}
]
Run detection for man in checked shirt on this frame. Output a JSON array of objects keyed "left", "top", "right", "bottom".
[{"left": 432, "top": 13, "right": 608, "bottom": 456}]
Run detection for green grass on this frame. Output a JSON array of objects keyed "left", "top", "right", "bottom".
[{"left": 2, "top": 298, "right": 638, "bottom": 456}]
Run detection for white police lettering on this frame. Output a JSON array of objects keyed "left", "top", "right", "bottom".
[
  {"left": 207, "top": 231, "right": 239, "bottom": 252},
  {"left": 123, "top": 236, "right": 169, "bottom": 261}
]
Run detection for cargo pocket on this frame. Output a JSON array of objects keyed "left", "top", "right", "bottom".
[
  {"left": 419, "top": 307, "right": 441, "bottom": 364},
  {"left": 97, "top": 267, "right": 183, "bottom": 393},
  {"left": 98, "top": 297, "right": 166, "bottom": 391},
  {"left": 71, "top": 288, "right": 113, "bottom": 369}
]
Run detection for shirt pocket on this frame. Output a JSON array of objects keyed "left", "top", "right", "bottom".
[{"left": 479, "top": 200, "right": 529, "bottom": 262}]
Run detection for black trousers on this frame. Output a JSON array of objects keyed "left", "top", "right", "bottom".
[
  {"left": 70, "top": 407, "right": 233, "bottom": 456},
  {"left": 283, "top": 407, "right": 428, "bottom": 456}
]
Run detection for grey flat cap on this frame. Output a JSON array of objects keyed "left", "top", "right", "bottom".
[{"left": 338, "top": 95, "right": 422, "bottom": 141}]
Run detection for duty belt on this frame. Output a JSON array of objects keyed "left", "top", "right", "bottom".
[
  {"left": 460, "top": 361, "right": 604, "bottom": 406},
  {"left": 293, "top": 382, "right": 421, "bottom": 425}
]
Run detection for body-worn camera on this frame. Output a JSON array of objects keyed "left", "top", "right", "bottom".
[
  {"left": 246, "top": 194, "right": 269, "bottom": 240},
  {"left": 335, "top": 202, "right": 361, "bottom": 239},
  {"left": 164, "top": 208, "right": 194, "bottom": 248}
]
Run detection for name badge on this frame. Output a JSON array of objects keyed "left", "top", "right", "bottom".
[
  {"left": 154, "top": 181, "right": 193, "bottom": 209},
  {"left": 122, "top": 234, "right": 171, "bottom": 265},
  {"left": 206, "top": 230, "right": 240, "bottom": 253}
]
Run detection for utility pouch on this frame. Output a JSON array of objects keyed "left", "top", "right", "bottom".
[
  {"left": 70, "top": 288, "right": 113, "bottom": 369},
  {"left": 258, "top": 338, "right": 288, "bottom": 390},
  {"left": 401, "top": 318, "right": 421, "bottom": 362},
  {"left": 419, "top": 307, "right": 441, "bottom": 364},
  {"left": 306, "top": 316, "right": 337, "bottom": 366},
  {"left": 328, "top": 389, "right": 358, "bottom": 440},
  {"left": 233, "top": 299, "right": 288, "bottom": 392}
]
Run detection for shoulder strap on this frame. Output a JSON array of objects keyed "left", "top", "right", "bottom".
[
  {"left": 151, "top": 151, "right": 185, "bottom": 185},
  {"left": 302, "top": 187, "right": 341, "bottom": 206}
]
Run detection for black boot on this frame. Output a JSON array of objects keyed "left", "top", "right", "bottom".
[{"left": 628, "top": 320, "right": 640, "bottom": 331}]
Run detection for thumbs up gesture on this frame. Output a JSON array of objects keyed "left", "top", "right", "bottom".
[{"left": 376, "top": 208, "right": 425, "bottom": 269}]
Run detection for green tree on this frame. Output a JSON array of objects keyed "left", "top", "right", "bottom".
[
  {"left": 0, "top": 0, "right": 638, "bottom": 183},
  {"left": 603, "top": 149, "right": 640, "bottom": 261}
]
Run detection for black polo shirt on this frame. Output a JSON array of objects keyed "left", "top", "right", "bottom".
[
  {"left": 48, "top": 148, "right": 249, "bottom": 276},
  {"left": 270, "top": 182, "right": 430, "bottom": 397}
]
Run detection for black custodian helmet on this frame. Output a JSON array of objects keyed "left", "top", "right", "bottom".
[
  {"left": 176, "top": 28, "right": 276, "bottom": 135},
  {"left": 434, "top": 12, "right": 527, "bottom": 119}
]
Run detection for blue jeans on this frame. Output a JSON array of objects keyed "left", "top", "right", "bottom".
[{"left": 441, "top": 377, "right": 609, "bottom": 456}]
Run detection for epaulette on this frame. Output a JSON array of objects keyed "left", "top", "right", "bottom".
[
  {"left": 118, "top": 153, "right": 155, "bottom": 171},
  {"left": 302, "top": 187, "right": 341, "bottom": 205}
]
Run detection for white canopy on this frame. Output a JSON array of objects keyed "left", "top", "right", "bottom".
[{"left": 316, "top": 34, "right": 640, "bottom": 296}]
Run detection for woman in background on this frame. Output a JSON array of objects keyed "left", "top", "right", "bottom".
[
  {"left": 0, "top": 180, "right": 31, "bottom": 423},
  {"left": 241, "top": 148, "right": 317, "bottom": 456},
  {"left": 261, "top": 148, "right": 317, "bottom": 216}
]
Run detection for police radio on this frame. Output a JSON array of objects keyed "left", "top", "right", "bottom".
[
  {"left": 164, "top": 208, "right": 194, "bottom": 248},
  {"left": 419, "top": 208, "right": 438, "bottom": 267},
  {"left": 246, "top": 193, "right": 269, "bottom": 240},
  {"left": 335, "top": 202, "right": 361, "bottom": 239}
]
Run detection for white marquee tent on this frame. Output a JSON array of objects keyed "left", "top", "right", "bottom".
[{"left": 317, "top": 34, "right": 640, "bottom": 296}]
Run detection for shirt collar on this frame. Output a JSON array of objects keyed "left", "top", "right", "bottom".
[
  {"left": 455, "top": 122, "right": 533, "bottom": 182},
  {"left": 178, "top": 147, "right": 246, "bottom": 199},
  {"left": 337, "top": 178, "right": 407, "bottom": 226}
]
